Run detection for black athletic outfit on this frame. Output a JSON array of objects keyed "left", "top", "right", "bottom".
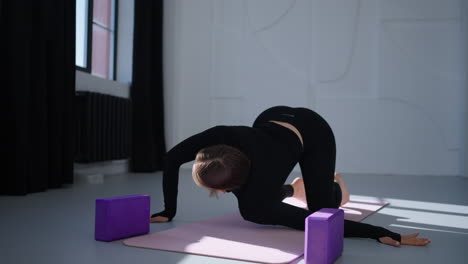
[{"left": 153, "top": 106, "right": 401, "bottom": 242}]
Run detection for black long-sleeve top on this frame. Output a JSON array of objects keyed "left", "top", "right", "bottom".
[{"left": 156, "top": 125, "right": 401, "bottom": 242}]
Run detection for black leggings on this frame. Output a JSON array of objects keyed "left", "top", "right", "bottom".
[{"left": 253, "top": 106, "right": 341, "bottom": 210}]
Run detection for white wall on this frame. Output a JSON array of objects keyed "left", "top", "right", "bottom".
[
  {"left": 463, "top": 0, "right": 468, "bottom": 178},
  {"left": 116, "top": 0, "right": 134, "bottom": 85},
  {"left": 164, "top": 0, "right": 466, "bottom": 176},
  {"left": 164, "top": 0, "right": 184, "bottom": 152}
]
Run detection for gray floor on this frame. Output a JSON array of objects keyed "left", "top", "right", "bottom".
[{"left": 1, "top": 166, "right": 467, "bottom": 264}]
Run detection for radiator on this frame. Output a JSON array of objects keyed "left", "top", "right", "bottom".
[{"left": 74, "top": 91, "right": 131, "bottom": 162}]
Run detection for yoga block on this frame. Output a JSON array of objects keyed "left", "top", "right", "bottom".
[
  {"left": 305, "top": 208, "right": 344, "bottom": 264},
  {"left": 95, "top": 195, "right": 150, "bottom": 242}
]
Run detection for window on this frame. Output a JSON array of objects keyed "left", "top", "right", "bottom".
[
  {"left": 75, "top": 0, "right": 89, "bottom": 70},
  {"left": 76, "top": 0, "right": 117, "bottom": 80}
]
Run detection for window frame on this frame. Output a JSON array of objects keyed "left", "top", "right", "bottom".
[{"left": 75, "top": 0, "right": 119, "bottom": 81}]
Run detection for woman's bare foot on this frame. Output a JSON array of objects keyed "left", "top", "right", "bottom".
[
  {"left": 334, "top": 172, "right": 350, "bottom": 206},
  {"left": 150, "top": 216, "right": 169, "bottom": 223},
  {"left": 291, "top": 177, "right": 308, "bottom": 204}
]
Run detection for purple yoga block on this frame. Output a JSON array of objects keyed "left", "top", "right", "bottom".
[
  {"left": 305, "top": 208, "right": 344, "bottom": 264},
  {"left": 95, "top": 195, "right": 150, "bottom": 242}
]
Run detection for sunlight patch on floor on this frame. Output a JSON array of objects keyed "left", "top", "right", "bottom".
[
  {"left": 350, "top": 195, "right": 468, "bottom": 230},
  {"left": 351, "top": 195, "right": 468, "bottom": 214},
  {"left": 390, "top": 224, "right": 468, "bottom": 235},
  {"left": 381, "top": 208, "right": 468, "bottom": 229}
]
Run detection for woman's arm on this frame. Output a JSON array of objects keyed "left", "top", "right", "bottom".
[{"left": 151, "top": 126, "right": 235, "bottom": 221}]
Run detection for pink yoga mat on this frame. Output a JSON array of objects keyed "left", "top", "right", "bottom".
[
  {"left": 282, "top": 197, "right": 389, "bottom": 222},
  {"left": 124, "top": 212, "right": 304, "bottom": 264},
  {"left": 123, "top": 199, "right": 389, "bottom": 264}
]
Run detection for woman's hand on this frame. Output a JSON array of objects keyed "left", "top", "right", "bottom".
[
  {"left": 379, "top": 233, "right": 431, "bottom": 247},
  {"left": 150, "top": 216, "right": 169, "bottom": 223}
]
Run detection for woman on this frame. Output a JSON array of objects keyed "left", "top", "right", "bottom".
[{"left": 151, "top": 106, "right": 431, "bottom": 247}]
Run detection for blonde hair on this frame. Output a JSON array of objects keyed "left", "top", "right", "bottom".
[{"left": 192, "top": 145, "right": 250, "bottom": 198}]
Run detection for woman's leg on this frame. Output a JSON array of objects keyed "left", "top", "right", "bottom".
[
  {"left": 278, "top": 184, "right": 294, "bottom": 201},
  {"left": 296, "top": 108, "right": 338, "bottom": 211},
  {"left": 255, "top": 106, "right": 345, "bottom": 207},
  {"left": 334, "top": 173, "right": 350, "bottom": 205},
  {"left": 300, "top": 149, "right": 336, "bottom": 211}
]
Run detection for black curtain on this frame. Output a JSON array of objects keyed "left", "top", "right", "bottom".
[
  {"left": 130, "top": 0, "right": 166, "bottom": 172},
  {"left": 2, "top": 0, "right": 75, "bottom": 195}
]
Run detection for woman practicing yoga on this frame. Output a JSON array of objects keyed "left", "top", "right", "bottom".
[{"left": 151, "top": 106, "right": 431, "bottom": 247}]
